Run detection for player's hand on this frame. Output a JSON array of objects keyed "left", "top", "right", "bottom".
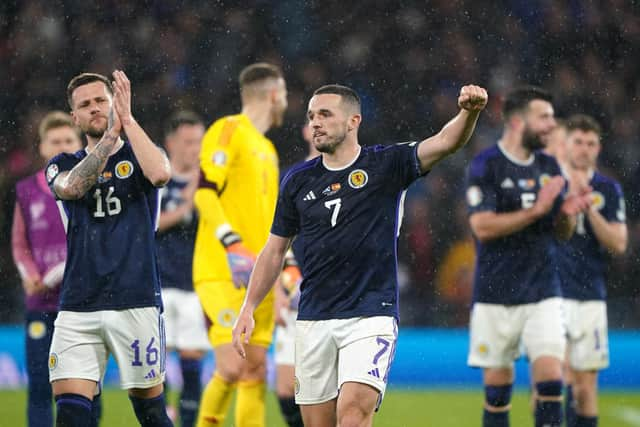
[
  {"left": 226, "top": 242, "right": 256, "bottom": 289},
  {"left": 112, "top": 70, "right": 133, "bottom": 125},
  {"left": 532, "top": 175, "right": 565, "bottom": 217},
  {"left": 458, "top": 85, "right": 488, "bottom": 112},
  {"left": 232, "top": 307, "right": 255, "bottom": 359},
  {"left": 561, "top": 186, "right": 593, "bottom": 216},
  {"left": 217, "top": 226, "right": 256, "bottom": 288},
  {"left": 23, "top": 275, "right": 45, "bottom": 296},
  {"left": 107, "top": 105, "right": 122, "bottom": 136}
]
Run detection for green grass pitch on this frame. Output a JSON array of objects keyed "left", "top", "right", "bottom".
[{"left": 1, "top": 388, "right": 639, "bottom": 426}]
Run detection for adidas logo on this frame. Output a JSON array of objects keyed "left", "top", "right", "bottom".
[
  {"left": 303, "top": 191, "right": 316, "bottom": 201},
  {"left": 500, "top": 178, "right": 515, "bottom": 189},
  {"left": 144, "top": 369, "right": 157, "bottom": 380},
  {"left": 368, "top": 368, "right": 380, "bottom": 378}
]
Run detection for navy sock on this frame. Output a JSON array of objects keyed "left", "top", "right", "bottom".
[
  {"left": 179, "top": 358, "right": 202, "bottom": 427},
  {"left": 483, "top": 384, "right": 512, "bottom": 427},
  {"left": 535, "top": 381, "right": 563, "bottom": 427},
  {"left": 129, "top": 394, "right": 173, "bottom": 427},
  {"left": 55, "top": 393, "right": 92, "bottom": 427},
  {"left": 483, "top": 410, "right": 509, "bottom": 427},
  {"left": 90, "top": 393, "right": 102, "bottom": 427},
  {"left": 565, "top": 385, "right": 576, "bottom": 427},
  {"left": 27, "top": 370, "right": 53, "bottom": 427},
  {"left": 278, "top": 396, "right": 304, "bottom": 427},
  {"left": 26, "top": 311, "right": 56, "bottom": 427},
  {"left": 576, "top": 415, "right": 597, "bottom": 427}
]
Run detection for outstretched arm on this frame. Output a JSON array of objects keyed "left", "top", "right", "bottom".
[
  {"left": 232, "top": 233, "right": 292, "bottom": 357},
  {"left": 112, "top": 70, "right": 171, "bottom": 187},
  {"left": 53, "top": 109, "right": 121, "bottom": 200},
  {"left": 417, "top": 85, "right": 488, "bottom": 173}
]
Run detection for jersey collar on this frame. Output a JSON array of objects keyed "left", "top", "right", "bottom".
[
  {"left": 497, "top": 140, "right": 534, "bottom": 166},
  {"left": 322, "top": 145, "right": 362, "bottom": 171}
]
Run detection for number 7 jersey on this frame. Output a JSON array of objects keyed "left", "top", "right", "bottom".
[
  {"left": 45, "top": 141, "right": 162, "bottom": 312},
  {"left": 271, "top": 142, "right": 425, "bottom": 321}
]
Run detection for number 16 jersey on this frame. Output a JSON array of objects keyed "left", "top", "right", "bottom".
[
  {"left": 46, "top": 141, "right": 162, "bottom": 312},
  {"left": 271, "top": 142, "right": 425, "bottom": 321}
]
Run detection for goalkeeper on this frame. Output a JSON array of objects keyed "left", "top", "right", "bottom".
[{"left": 193, "top": 63, "right": 288, "bottom": 427}]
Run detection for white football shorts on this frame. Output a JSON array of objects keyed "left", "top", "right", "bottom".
[
  {"left": 294, "top": 316, "right": 397, "bottom": 408},
  {"left": 161, "top": 288, "right": 210, "bottom": 351},
  {"left": 564, "top": 299, "right": 609, "bottom": 371},
  {"left": 468, "top": 297, "right": 566, "bottom": 368},
  {"left": 274, "top": 308, "right": 297, "bottom": 366},
  {"left": 49, "top": 307, "right": 166, "bottom": 389}
]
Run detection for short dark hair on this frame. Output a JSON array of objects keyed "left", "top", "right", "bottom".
[
  {"left": 313, "top": 84, "right": 361, "bottom": 113},
  {"left": 502, "top": 86, "right": 553, "bottom": 120},
  {"left": 165, "top": 110, "right": 204, "bottom": 136},
  {"left": 38, "top": 111, "right": 80, "bottom": 141},
  {"left": 566, "top": 114, "right": 602, "bottom": 137},
  {"left": 239, "top": 63, "right": 283, "bottom": 91},
  {"left": 67, "top": 73, "right": 113, "bottom": 108}
]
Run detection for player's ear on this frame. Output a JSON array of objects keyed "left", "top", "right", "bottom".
[
  {"left": 69, "top": 110, "right": 80, "bottom": 127},
  {"left": 508, "top": 114, "right": 524, "bottom": 132},
  {"left": 347, "top": 114, "right": 362, "bottom": 132}
]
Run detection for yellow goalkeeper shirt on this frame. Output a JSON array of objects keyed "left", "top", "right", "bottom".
[{"left": 193, "top": 113, "right": 279, "bottom": 284}]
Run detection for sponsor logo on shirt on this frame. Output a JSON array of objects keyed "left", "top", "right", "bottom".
[
  {"left": 322, "top": 183, "right": 342, "bottom": 196},
  {"left": 539, "top": 174, "right": 551, "bottom": 187},
  {"left": 500, "top": 178, "right": 515, "bottom": 189},
  {"left": 466, "top": 186, "right": 483, "bottom": 207},
  {"left": 212, "top": 151, "right": 227, "bottom": 166},
  {"left": 98, "top": 171, "right": 113, "bottom": 183},
  {"left": 348, "top": 169, "right": 368, "bottom": 189},
  {"left": 518, "top": 178, "right": 536, "bottom": 190},
  {"left": 591, "top": 191, "right": 605, "bottom": 210},
  {"left": 46, "top": 164, "right": 59, "bottom": 182},
  {"left": 115, "top": 161, "right": 134, "bottom": 179}
]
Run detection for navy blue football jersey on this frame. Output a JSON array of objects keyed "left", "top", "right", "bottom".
[
  {"left": 466, "top": 144, "right": 564, "bottom": 305},
  {"left": 271, "top": 143, "right": 425, "bottom": 321},
  {"left": 46, "top": 141, "right": 162, "bottom": 311},
  {"left": 558, "top": 172, "right": 626, "bottom": 301},
  {"left": 156, "top": 176, "right": 197, "bottom": 291}
]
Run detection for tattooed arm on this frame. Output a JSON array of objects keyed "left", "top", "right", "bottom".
[{"left": 53, "top": 110, "right": 121, "bottom": 200}]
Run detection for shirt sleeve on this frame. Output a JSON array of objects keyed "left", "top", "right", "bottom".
[
  {"left": 466, "top": 155, "right": 497, "bottom": 214},
  {"left": 380, "top": 142, "right": 425, "bottom": 190},
  {"left": 199, "top": 118, "right": 240, "bottom": 192},
  {"left": 45, "top": 153, "right": 78, "bottom": 199},
  {"left": 270, "top": 173, "right": 300, "bottom": 238},
  {"left": 602, "top": 181, "right": 626, "bottom": 223}
]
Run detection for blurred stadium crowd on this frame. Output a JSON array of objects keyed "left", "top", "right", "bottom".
[{"left": 1, "top": 0, "right": 638, "bottom": 326}]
